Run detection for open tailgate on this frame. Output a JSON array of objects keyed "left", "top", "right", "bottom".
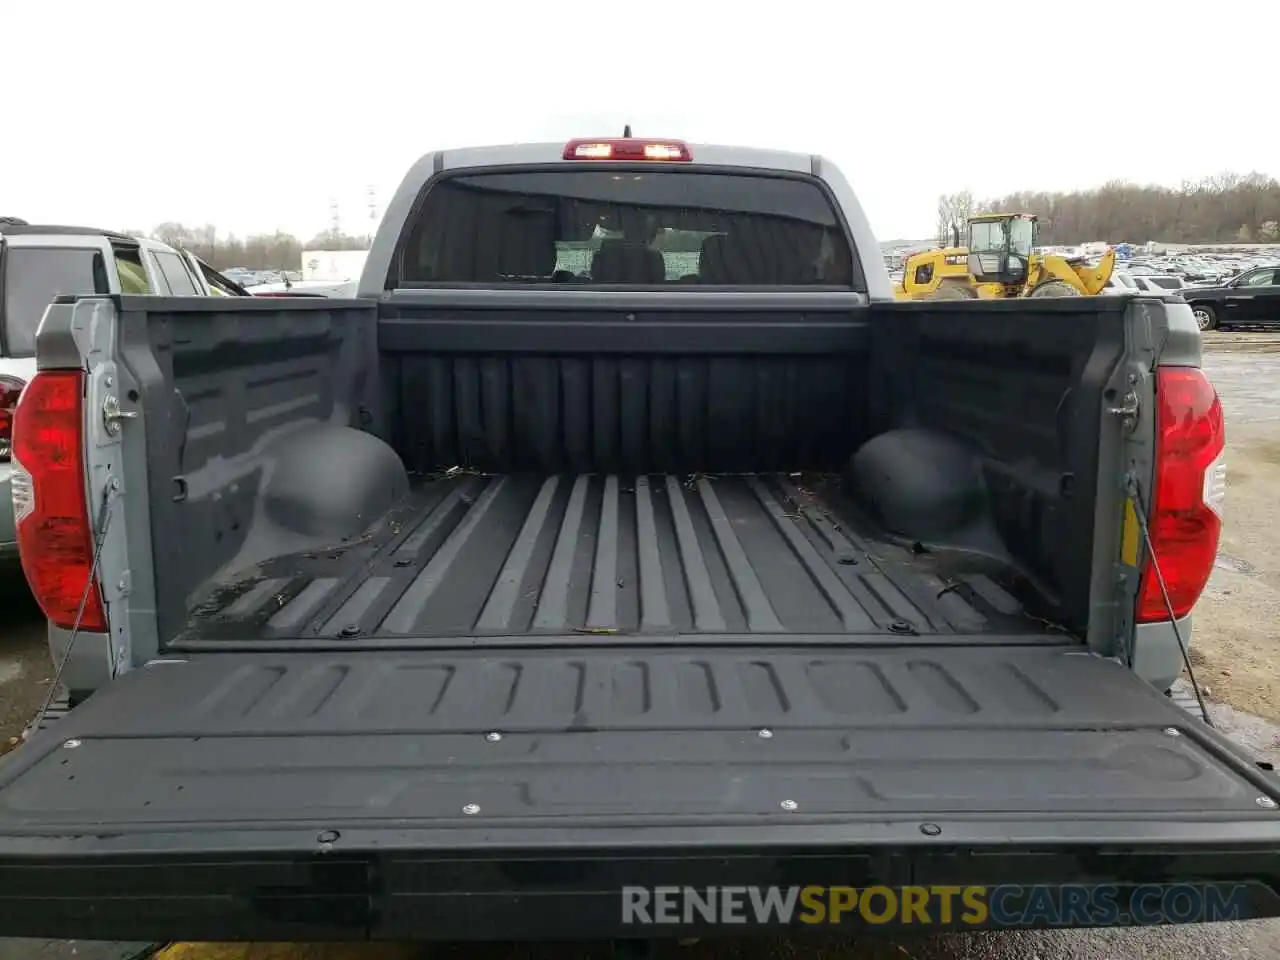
[{"left": 1, "top": 644, "right": 1278, "bottom": 941}]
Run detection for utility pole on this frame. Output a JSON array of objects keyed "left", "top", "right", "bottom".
[
  {"left": 329, "top": 198, "right": 341, "bottom": 241},
  {"left": 367, "top": 185, "right": 377, "bottom": 242}
]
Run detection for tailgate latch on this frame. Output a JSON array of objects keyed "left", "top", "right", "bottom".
[
  {"left": 1108, "top": 390, "right": 1140, "bottom": 428},
  {"left": 102, "top": 392, "right": 137, "bottom": 436}
]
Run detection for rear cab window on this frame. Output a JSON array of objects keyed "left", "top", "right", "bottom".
[
  {"left": 0, "top": 245, "right": 108, "bottom": 356},
  {"left": 398, "top": 169, "right": 857, "bottom": 287}
]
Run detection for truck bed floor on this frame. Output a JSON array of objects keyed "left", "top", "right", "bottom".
[{"left": 181, "top": 473, "right": 1050, "bottom": 645}]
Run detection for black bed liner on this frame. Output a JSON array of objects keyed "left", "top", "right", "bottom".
[
  {"left": 181, "top": 472, "right": 1048, "bottom": 645},
  {"left": 0, "top": 644, "right": 1278, "bottom": 940}
]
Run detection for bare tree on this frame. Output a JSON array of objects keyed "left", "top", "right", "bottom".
[
  {"left": 936, "top": 191, "right": 974, "bottom": 246},
  {"left": 122, "top": 224, "right": 306, "bottom": 271},
  {"left": 978, "top": 172, "right": 1280, "bottom": 244},
  {"left": 304, "top": 229, "right": 373, "bottom": 251}
]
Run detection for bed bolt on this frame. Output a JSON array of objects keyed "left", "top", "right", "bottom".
[
  {"left": 463, "top": 803, "right": 481, "bottom": 815},
  {"left": 316, "top": 829, "right": 340, "bottom": 844},
  {"left": 1163, "top": 727, "right": 1181, "bottom": 737},
  {"left": 394, "top": 558, "right": 413, "bottom": 567},
  {"left": 888, "top": 618, "right": 915, "bottom": 635},
  {"left": 780, "top": 799, "right": 798, "bottom": 812},
  {"left": 339, "top": 624, "right": 361, "bottom": 638},
  {"left": 62, "top": 739, "right": 81, "bottom": 749},
  {"left": 837, "top": 554, "right": 858, "bottom": 565},
  {"left": 1257, "top": 796, "right": 1277, "bottom": 810},
  {"left": 920, "top": 823, "right": 942, "bottom": 837},
  {"left": 485, "top": 731, "right": 503, "bottom": 743},
  {"left": 757, "top": 728, "right": 774, "bottom": 739}
]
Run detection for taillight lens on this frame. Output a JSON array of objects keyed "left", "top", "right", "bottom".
[
  {"left": 1136, "top": 367, "right": 1226, "bottom": 622},
  {"left": 0, "top": 375, "right": 23, "bottom": 461},
  {"left": 11, "top": 369, "right": 107, "bottom": 632}
]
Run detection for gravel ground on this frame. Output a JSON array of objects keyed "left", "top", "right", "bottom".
[
  {"left": 1197, "top": 344, "right": 1280, "bottom": 720},
  {"left": 0, "top": 575, "right": 51, "bottom": 759},
  {"left": 3, "top": 337, "right": 1280, "bottom": 959}
]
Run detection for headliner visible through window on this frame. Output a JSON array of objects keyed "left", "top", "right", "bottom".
[{"left": 399, "top": 169, "right": 857, "bottom": 288}]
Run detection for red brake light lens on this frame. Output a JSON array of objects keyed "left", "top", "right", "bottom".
[
  {"left": 11, "top": 369, "right": 107, "bottom": 632},
  {"left": 562, "top": 138, "right": 692, "bottom": 162},
  {"left": 0, "top": 374, "right": 24, "bottom": 461},
  {"left": 1136, "top": 367, "right": 1226, "bottom": 623}
]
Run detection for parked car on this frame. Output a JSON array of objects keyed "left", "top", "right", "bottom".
[
  {"left": 1181, "top": 265, "right": 1280, "bottom": 330},
  {"left": 1, "top": 137, "right": 1270, "bottom": 945},
  {"left": 1101, "top": 270, "right": 1141, "bottom": 295},
  {"left": 249, "top": 278, "right": 356, "bottom": 297},
  {"left": 0, "top": 220, "right": 248, "bottom": 568},
  {"left": 1132, "top": 274, "right": 1187, "bottom": 293}
]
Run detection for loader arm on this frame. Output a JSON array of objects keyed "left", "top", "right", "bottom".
[
  {"left": 1026, "top": 249, "right": 1115, "bottom": 296},
  {"left": 1074, "top": 247, "right": 1116, "bottom": 295}
]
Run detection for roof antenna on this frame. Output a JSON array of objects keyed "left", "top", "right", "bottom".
[{"left": 623, "top": 124, "right": 632, "bottom": 138}]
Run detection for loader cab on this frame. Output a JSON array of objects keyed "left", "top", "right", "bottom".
[{"left": 966, "top": 214, "right": 1036, "bottom": 287}]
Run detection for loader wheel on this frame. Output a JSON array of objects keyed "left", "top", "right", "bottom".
[
  {"left": 1029, "top": 281, "right": 1081, "bottom": 298},
  {"left": 1192, "top": 304, "right": 1218, "bottom": 331},
  {"left": 926, "top": 282, "right": 977, "bottom": 300}
]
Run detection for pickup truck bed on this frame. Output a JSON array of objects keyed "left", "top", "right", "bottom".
[
  {"left": 180, "top": 471, "right": 1048, "bottom": 645},
  {"left": 4, "top": 137, "right": 1278, "bottom": 943}
]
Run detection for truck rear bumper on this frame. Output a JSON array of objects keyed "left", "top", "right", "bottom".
[
  {"left": 0, "top": 833, "right": 1277, "bottom": 941},
  {"left": 0, "top": 645, "right": 1278, "bottom": 941}
]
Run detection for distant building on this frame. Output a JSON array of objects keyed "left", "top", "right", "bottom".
[{"left": 301, "top": 249, "right": 369, "bottom": 281}]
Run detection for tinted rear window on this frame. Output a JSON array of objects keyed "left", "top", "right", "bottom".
[
  {"left": 2, "top": 247, "right": 107, "bottom": 356},
  {"left": 399, "top": 170, "right": 856, "bottom": 287}
]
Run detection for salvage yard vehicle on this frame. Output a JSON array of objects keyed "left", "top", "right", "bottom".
[
  {"left": 0, "top": 221, "right": 247, "bottom": 570},
  {"left": 1181, "top": 264, "right": 1280, "bottom": 330},
  {"left": 0, "top": 137, "right": 1276, "bottom": 944},
  {"left": 896, "top": 213, "right": 1117, "bottom": 299}
]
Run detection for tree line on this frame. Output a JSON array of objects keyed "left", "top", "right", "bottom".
[
  {"left": 937, "top": 172, "right": 1280, "bottom": 246},
  {"left": 118, "top": 224, "right": 373, "bottom": 271}
]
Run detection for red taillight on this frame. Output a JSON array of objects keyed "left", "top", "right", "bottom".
[
  {"left": 1136, "top": 367, "right": 1226, "bottom": 623},
  {"left": 562, "top": 138, "right": 692, "bottom": 162},
  {"left": 11, "top": 369, "right": 107, "bottom": 632},
  {"left": 0, "top": 374, "right": 23, "bottom": 461}
]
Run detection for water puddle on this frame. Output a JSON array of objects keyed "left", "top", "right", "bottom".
[{"left": 1214, "top": 553, "right": 1257, "bottom": 576}]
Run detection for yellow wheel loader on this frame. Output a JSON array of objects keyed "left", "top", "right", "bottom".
[{"left": 894, "top": 213, "right": 1115, "bottom": 300}]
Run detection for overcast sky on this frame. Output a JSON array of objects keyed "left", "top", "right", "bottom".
[{"left": 5, "top": 2, "right": 1275, "bottom": 242}]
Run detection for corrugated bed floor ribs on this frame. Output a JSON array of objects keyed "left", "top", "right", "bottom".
[{"left": 186, "top": 473, "right": 1037, "bottom": 642}]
